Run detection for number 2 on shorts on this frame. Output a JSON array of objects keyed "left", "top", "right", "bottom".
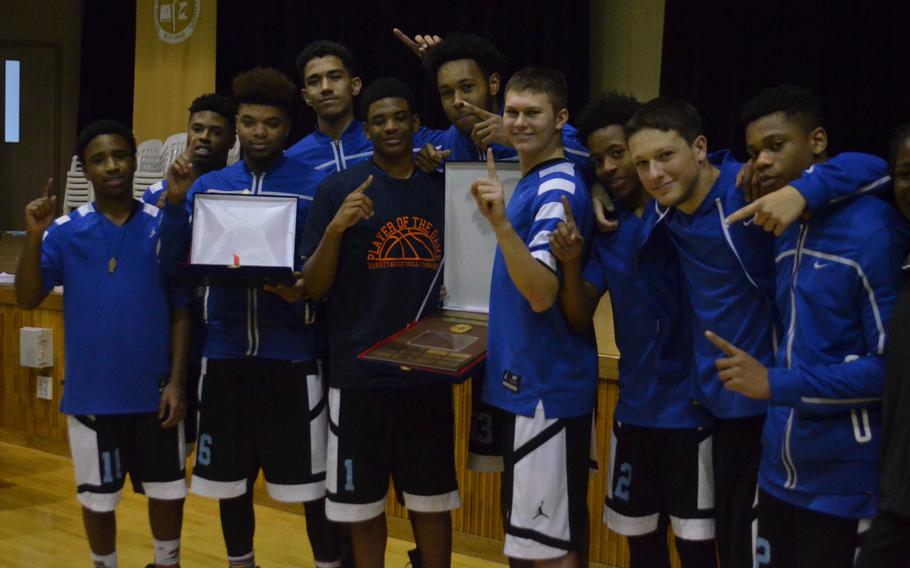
[{"left": 614, "top": 462, "right": 632, "bottom": 502}]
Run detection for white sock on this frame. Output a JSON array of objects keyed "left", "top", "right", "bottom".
[
  {"left": 153, "top": 537, "right": 181, "bottom": 567},
  {"left": 227, "top": 551, "right": 255, "bottom": 567},
  {"left": 90, "top": 550, "right": 117, "bottom": 568},
  {"left": 315, "top": 560, "right": 342, "bottom": 568}
]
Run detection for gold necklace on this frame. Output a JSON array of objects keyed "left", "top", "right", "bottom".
[{"left": 98, "top": 201, "right": 138, "bottom": 274}]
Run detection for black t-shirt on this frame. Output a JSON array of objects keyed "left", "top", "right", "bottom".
[{"left": 301, "top": 160, "right": 445, "bottom": 388}]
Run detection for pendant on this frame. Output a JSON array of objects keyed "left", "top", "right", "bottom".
[{"left": 108, "top": 257, "right": 117, "bottom": 273}]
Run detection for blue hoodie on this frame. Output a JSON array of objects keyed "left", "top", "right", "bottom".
[
  {"left": 158, "top": 156, "right": 322, "bottom": 361},
  {"left": 653, "top": 151, "right": 890, "bottom": 419},
  {"left": 760, "top": 193, "right": 909, "bottom": 519}
]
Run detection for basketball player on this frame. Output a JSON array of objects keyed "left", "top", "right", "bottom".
[
  {"left": 158, "top": 67, "right": 341, "bottom": 568},
  {"left": 301, "top": 77, "right": 459, "bottom": 568},
  {"left": 710, "top": 85, "right": 906, "bottom": 566},
  {"left": 472, "top": 67, "right": 595, "bottom": 567},
  {"left": 142, "top": 93, "right": 236, "bottom": 206},
  {"left": 286, "top": 41, "right": 374, "bottom": 177},
  {"left": 394, "top": 29, "right": 593, "bottom": 183},
  {"left": 857, "top": 122, "right": 910, "bottom": 567},
  {"left": 551, "top": 91, "right": 717, "bottom": 567},
  {"left": 141, "top": 93, "right": 236, "bottom": 458},
  {"left": 625, "top": 96, "right": 891, "bottom": 567},
  {"left": 16, "top": 120, "right": 189, "bottom": 568}
]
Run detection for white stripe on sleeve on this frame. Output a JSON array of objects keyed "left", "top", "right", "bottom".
[
  {"left": 534, "top": 201, "right": 567, "bottom": 222},
  {"left": 537, "top": 177, "right": 576, "bottom": 196}
]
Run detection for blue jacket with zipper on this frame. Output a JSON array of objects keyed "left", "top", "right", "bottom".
[
  {"left": 158, "top": 156, "right": 322, "bottom": 361},
  {"left": 652, "top": 150, "right": 890, "bottom": 419},
  {"left": 761, "top": 192, "right": 909, "bottom": 518},
  {"left": 285, "top": 119, "right": 374, "bottom": 180}
]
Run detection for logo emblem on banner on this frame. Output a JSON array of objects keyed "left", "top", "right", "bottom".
[{"left": 155, "top": 0, "right": 201, "bottom": 44}]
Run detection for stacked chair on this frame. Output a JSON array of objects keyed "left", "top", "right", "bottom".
[
  {"left": 133, "top": 139, "right": 165, "bottom": 200},
  {"left": 63, "top": 155, "right": 93, "bottom": 212}
]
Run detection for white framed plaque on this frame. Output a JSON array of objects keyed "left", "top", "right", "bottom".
[
  {"left": 180, "top": 193, "right": 298, "bottom": 285},
  {"left": 442, "top": 161, "right": 521, "bottom": 313}
]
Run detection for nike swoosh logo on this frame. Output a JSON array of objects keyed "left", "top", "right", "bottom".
[{"left": 813, "top": 261, "right": 828, "bottom": 269}]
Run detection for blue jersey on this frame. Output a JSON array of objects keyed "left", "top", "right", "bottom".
[
  {"left": 142, "top": 179, "right": 166, "bottom": 206},
  {"left": 416, "top": 123, "right": 594, "bottom": 184},
  {"left": 41, "top": 202, "right": 176, "bottom": 415},
  {"left": 485, "top": 159, "right": 597, "bottom": 418},
  {"left": 158, "top": 156, "right": 321, "bottom": 361},
  {"left": 761, "top": 194, "right": 909, "bottom": 519},
  {"left": 656, "top": 150, "right": 889, "bottom": 419},
  {"left": 583, "top": 205, "right": 710, "bottom": 428}
]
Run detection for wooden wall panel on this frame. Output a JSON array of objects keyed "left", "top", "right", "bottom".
[{"left": 0, "top": 285, "right": 68, "bottom": 454}]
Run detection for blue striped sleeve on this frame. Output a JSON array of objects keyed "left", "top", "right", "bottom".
[{"left": 526, "top": 168, "right": 580, "bottom": 272}]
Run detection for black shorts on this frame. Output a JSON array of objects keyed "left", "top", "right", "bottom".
[
  {"left": 467, "top": 369, "right": 505, "bottom": 472},
  {"left": 184, "top": 360, "right": 201, "bottom": 447},
  {"left": 190, "top": 358, "right": 328, "bottom": 503},
  {"left": 67, "top": 413, "right": 187, "bottom": 512},
  {"left": 325, "top": 383, "right": 461, "bottom": 523},
  {"left": 604, "top": 420, "right": 715, "bottom": 541},
  {"left": 856, "top": 510, "right": 910, "bottom": 568},
  {"left": 756, "top": 488, "right": 870, "bottom": 567},
  {"left": 714, "top": 414, "right": 764, "bottom": 568},
  {"left": 501, "top": 404, "right": 592, "bottom": 561}
]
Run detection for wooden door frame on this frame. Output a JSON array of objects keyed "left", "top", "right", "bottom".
[{"left": 0, "top": 40, "right": 63, "bottom": 208}]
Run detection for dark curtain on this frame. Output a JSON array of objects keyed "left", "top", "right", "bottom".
[
  {"left": 216, "top": 0, "right": 590, "bottom": 145},
  {"left": 77, "top": 0, "right": 136, "bottom": 131},
  {"left": 660, "top": 0, "right": 910, "bottom": 160}
]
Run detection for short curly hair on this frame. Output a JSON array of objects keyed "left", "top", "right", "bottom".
[
  {"left": 188, "top": 93, "right": 237, "bottom": 125},
  {"left": 575, "top": 91, "right": 641, "bottom": 145},
  {"left": 741, "top": 85, "right": 822, "bottom": 133},
  {"left": 425, "top": 32, "right": 506, "bottom": 83},
  {"left": 296, "top": 40, "right": 358, "bottom": 83},
  {"left": 74, "top": 120, "right": 137, "bottom": 165},
  {"left": 359, "top": 77, "right": 416, "bottom": 118},
  {"left": 231, "top": 67, "right": 297, "bottom": 111}
]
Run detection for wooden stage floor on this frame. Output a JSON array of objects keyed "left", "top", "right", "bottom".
[{"left": 0, "top": 441, "right": 505, "bottom": 567}]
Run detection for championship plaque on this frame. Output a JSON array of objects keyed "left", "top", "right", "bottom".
[
  {"left": 358, "top": 161, "right": 521, "bottom": 381},
  {"left": 178, "top": 193, "right": 298, "bottom": 286}
]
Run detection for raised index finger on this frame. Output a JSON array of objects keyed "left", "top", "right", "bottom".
[
  {"left": 459, "top": 100, "right": 495, "bottom": 120},
  {"left": 705, "top": 330, "right": 739, "bottom": 357},
  {"left": 354, "top": 174, "right": 374, "bottom": 194},
  {"left": 724, "top": 201, "right": 758, "bottom": 225},
  {"left": 42, "top": 178, "right": 54, "bottom": 198},
  {"left": 560, "top": 195, "right": 576, "bottom": 225},
  {"left": 485, "top": 148, "right": 498, "bottom": 180},
  {"left": 392, "top": 28, "right": 419, "bottom": 53}
]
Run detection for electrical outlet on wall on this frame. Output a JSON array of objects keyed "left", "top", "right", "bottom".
[{"left": 36, "top": 376, "right": 53, "bottom": 400}]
